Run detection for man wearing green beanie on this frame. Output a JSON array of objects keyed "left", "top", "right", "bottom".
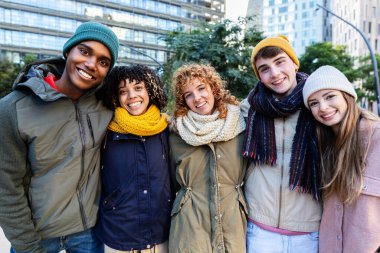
[{"left": 0, "top": 21, "right": 119, "bottom": 253}]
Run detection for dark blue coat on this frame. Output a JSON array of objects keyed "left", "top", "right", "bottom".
[{"left": 95, "top": 128, "right": 172, "bottom": 251}]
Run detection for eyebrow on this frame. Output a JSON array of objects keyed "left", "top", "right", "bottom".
[
  {"left": 308, "top": 91, "right": 336, "bottom": 103},
  {"left": 256, "top": 56, "right": 286, "bottom": 71},
  {"left": 78, "top": 43, "right": 112, "bottom": 62}
]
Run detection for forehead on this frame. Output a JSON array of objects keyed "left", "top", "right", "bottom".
[
  {"left": 309, "top": 89, "right": 340, "bottom": 99},
  {"left": 255, "top": 52, "right": 291, "bottom": 67},
  {"left": 119, "top": 79, "right": 144, "bottom": 88}
]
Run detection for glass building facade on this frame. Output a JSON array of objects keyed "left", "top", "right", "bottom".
[
  {"left": 248, "top": 0, "right": 331, "bottom": 56},
  {"left": 0, "top": 0, "right": 225, "bottom": 67}
]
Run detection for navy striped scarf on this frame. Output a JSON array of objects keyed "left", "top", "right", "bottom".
[{"left": 243, "top": 72, "right": 321, "bottom": 199}]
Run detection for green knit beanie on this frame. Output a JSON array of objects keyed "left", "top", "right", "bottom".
[{"left": 63, "top": 21, "right": 119, "bottom": 67}]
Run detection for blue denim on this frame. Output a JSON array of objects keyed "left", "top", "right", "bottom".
[
  {"left": 246, "top": 220, "right": 319, "bottom": 253},
  {"left": 11, "top": 228, "right": 104, "bottom": 253}
]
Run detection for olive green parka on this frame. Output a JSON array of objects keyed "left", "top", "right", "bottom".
[{"left": 169, "top": 132, "right": 248, "bottom": 253}]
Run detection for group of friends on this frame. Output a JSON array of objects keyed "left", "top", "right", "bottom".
[{"left": 0, "top": 21, "right": 379, "bottom": 253}]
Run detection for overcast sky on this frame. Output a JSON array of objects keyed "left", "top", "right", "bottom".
[{"left": 225, "top": 0, "right": 249, "bottom": 21}]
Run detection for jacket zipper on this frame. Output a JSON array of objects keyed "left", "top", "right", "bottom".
[
  {"left": 87, "top": 115, "right": 95, "bottom": 148},
  {"left": 277, "top": 117, "right": 286, "bottom": 227},
  {"left": 212, "top": 144, "right": 225, "bottom": 252},
  {"left": 75, "top": 102, "right": 88, "bottom": 229}
]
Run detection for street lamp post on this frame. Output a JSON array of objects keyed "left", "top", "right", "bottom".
[
  {"left": 316, "top": 3, "right": 380, "bottom": 115},
  {"left": 120, "top": 43, "right": 163, "bottom": 72}
]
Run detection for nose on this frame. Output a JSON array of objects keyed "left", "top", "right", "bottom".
[
  {"left": 193, "top": 91, "right": 201, "bottom": 101},
  {"left": 270, "top": 67, "right": 280, "bottom": 78},
  {"left": 84, "top": 56, "right": 96, "bottom": 70},
  {"left": 127, "top": 90, "right": 137, "bottom": 99},
  {"left": 319, "top": 101, "right": 329, "bottom": 111}
]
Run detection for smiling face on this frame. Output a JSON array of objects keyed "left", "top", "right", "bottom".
[
  {"left": 255, "top": 52, "right": 298, "bottom": 98},
  {"left": 308, "top": 89, "right": 348, "bottom": 134},
  {"left": 182, "top": 78, "right": 215, "bottom": 115},
  {"left": 56, "top": 41, "right": 112, "bottom": 100},
  {"left": 118, "top": 79, "right": 150, "bottom": 116}
]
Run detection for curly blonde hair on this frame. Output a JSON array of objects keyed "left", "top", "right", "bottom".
[{"left": 172, "top": 63, "right": 238, "bottom": 118}]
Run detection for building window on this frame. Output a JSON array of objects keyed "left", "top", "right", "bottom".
[
  {"left": 279, "top": 6, "right": 288, "bottom": 13},
  {"left": 269, "top": 0, "right": 275, "bottom": 6},
  {"left": 369, "top": 22, "right": 372, "bottom": 33}
]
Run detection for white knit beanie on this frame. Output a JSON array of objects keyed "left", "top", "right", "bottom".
[{"left": 303, "top": 65, "right": 357, "bottom": 108}]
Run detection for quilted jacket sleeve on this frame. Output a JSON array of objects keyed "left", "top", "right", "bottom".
[{"left": 0, "top": 93, "right": 45, "bottom": 253}]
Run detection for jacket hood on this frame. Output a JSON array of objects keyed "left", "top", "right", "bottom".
[{"left": 13, "top": 57, "right": 67, "bottom": 101}]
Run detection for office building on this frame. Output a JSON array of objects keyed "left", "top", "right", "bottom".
[
  {"left": 331, "top": 0, "right": 380, "bottom": 58},
  {"left": 0, "top": 0, "right": 225, "bottom": 68},
  {"left": 247, "top": 0, "right": 331, "bottom": 56}
]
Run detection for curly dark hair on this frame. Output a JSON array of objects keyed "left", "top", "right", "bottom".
[
  {"left": 98, "top": 65, "right": 167, "bottom": 111},
  {"left": 172, "top": 63, "right": 238, "bottom": 118}
]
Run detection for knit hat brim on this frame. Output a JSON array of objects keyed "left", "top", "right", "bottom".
[
  {"left": 302, "top": 65, "right": 357, "bottom": 108},
  {"left": 251, "top": 35, "right": 299, "bottom": 78},
  {"left": 63, "top": 22, "right": 119, "bottom": 67}
]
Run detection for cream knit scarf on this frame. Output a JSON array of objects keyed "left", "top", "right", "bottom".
[{"left": 176, "top": 104, "right": 246, "bottom": 146}]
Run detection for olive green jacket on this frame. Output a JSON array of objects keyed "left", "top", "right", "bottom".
[
  {"left": 0, "top": 58, "right": 112, "bottom": 252},
  {"left": 169, "top": 132, "right": 248, "bottom": 253}
]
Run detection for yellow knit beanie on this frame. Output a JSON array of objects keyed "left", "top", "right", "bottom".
[{"left": 251, "top": 35, "right": 299, "bottom": 78}]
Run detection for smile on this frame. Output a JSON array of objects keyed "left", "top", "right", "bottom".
[
  {"left": 272, "top": 77, "right": 286, "bottom": 85},
  {"left": 321, "top": 111, "right": 337, "bottom": 120},
  {"left": 128, "top": 101, "right": 142, "bottom": 108},
  {"left": 77, "top": 68, "right": 94, "bottom": 80},
  {"left": 195, "top": 102, "right": 207, "bottom": 108}
]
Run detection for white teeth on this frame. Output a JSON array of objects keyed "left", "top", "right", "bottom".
[
  {"left": 322, "top": 112, "right": 335, "bottom": 119},
  {"left": 273, "top": 78, "right": 285, "bottom": 85},
  {"left": 196, "top": 102, "right": 206, "bottom": 108},
  {"left": 78, "top": 69, "right": 93, "bottom": 79},
  {"left": 128, "top": 102, "right": 142, "bottom": 108}
]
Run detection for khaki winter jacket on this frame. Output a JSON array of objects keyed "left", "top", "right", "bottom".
[
  {"left": 169, "top": 132, "right": 248, "bottom": 253},
  {"left": 244, "top": 111, "right": 322, "bottom": 232}
]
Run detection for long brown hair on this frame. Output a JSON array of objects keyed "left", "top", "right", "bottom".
[
  {"left": 172, "top": 63, "right": 238, "bottom": 118},
  {"left": 317, "top": 93, "right": 378, "bottom": 203}
]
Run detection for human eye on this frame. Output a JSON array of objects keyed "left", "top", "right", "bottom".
[
  {"left": 259, "top": 67, "right": 269, "bottom": 73},
  {"left": 308, "top": 101, "right": 318, "bottom": 108},
  {"left": 99, "top": 59, "right": 110, "bottom": 68},
  {"left": 183, "top": 93, "right": 191, "bottom": 99},
  {"left": 326, "top": 94, "right": 336, "bottom": 100},
  {"left": 198, "top": 85, "right": 206, "bottom": 91},
  {"left": 79, "top": 48, "right": 89, "bottom": 56}
]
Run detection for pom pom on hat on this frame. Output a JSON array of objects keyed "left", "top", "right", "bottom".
[
  {"left": 302, "top": 65, "right": 357, "bottom": 109},
  {"left": 63, "top": 21, "right": 119, "bottom": 67},
  {"left": 251, "top": 35, "right": 299, "bottom": 78}
]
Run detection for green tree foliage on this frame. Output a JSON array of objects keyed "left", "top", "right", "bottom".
[
  {"left": 299, "top": 42, "right": 359, "bottom": 82},
  {"left": 162, "top": 17, "right": 264, "bottom": 101},
  {"left": 356, "top": 54, "right": 380, "bottom": 103},
  {"left": 0, "top": 53, "right": 37, "bottom": 98}
]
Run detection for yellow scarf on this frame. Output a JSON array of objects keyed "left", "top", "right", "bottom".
[{"left": 108, "top": 105, "right": 168, "bottom": 136}]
